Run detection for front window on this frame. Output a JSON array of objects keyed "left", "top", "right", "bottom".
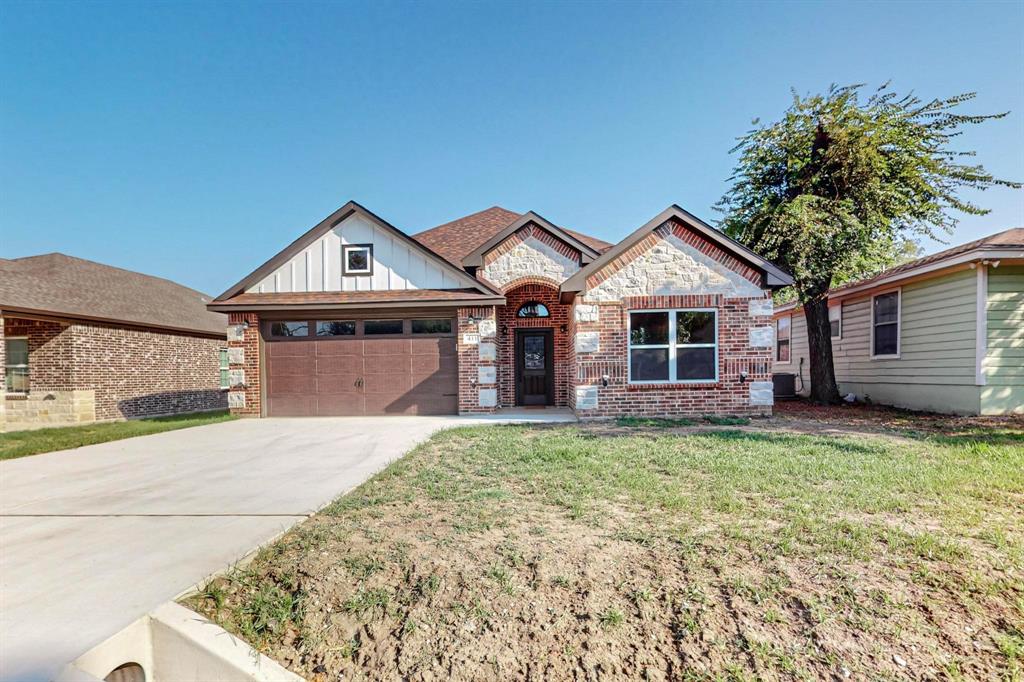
[
  {"left": 343, "top": 245, "right": 373, "bottom": 275},
  {"left": 628, "top": 310, "right": 717, "bottom": 383},
  {"left": 517, "top": 302, "right": 550, "bottom": 318},
  {"left": 5, "top": 337, "right": 28, "bottom": 393},
  {"left": 776, "top": 316, "right": 791, "bottom": 362},
  {"left": 829, "top": 304, "right": 842, "bottom": 339},
  {"left": 270, "top": 321, "right": 309, "bottom": 337},
  {"left": 872, "top": 291, "right": 900, "bottom": 357},
  {"left": 218, "top": 349, "right": 229, "bottom": 389}
]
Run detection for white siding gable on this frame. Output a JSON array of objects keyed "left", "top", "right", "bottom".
[
  {"left": 481, "top": 236, "right": 580, "bottom": 288},
  {"left": 247, "top": 213, "right": 469, "bottom": 293},
  {"left": 584, "top": 233, "right": 764, "bottom": 303}
]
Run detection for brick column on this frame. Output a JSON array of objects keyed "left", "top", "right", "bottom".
[
  {"left": 226, "top": 312, "right": 261, "bottom": 417},
  {"left": 457, "top": 306, "right": 498, "bottom": 414}
]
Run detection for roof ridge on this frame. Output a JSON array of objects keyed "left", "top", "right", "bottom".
[{"left": 13, "top": 252, "right": 215, "bottom": 299}]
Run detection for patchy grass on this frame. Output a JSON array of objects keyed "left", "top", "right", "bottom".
[
  {"left": 185, "top": 420, "right": 1023, "bottom": 681},
  {"left": 615, "top": 414, "right": 751, "bottom": 428},
  {"left": 0, "top": 410, "right": 235, "bottom": 460}
]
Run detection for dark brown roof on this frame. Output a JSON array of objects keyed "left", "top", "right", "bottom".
[
  {"left": 0, "top": 253, "right": 226, "bottom": 336},
  {"left": 832, "top": 227, "right": 1024, "bottom": 293},
  {"left": 209, "top": 289, "right": 504, "bottom": 310},
  {"left": 413, "top": 206, "right": 613, "bottom": 265}
]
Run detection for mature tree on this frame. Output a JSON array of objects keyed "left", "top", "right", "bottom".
[{"left": 717, "top": 84, "right": 1020, "bottom": 404}]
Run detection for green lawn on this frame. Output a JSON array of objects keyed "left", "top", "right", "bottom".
[
  {"left": 0, "top": 410, "right": 236, "bottom": 460},
  {"left": 186, "top": 422, "right": 1024, "bottom": 681}
]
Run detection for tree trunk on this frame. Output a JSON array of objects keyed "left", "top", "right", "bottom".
[{"left": 803, "top": 295, "right": 842, "bottom": 404}]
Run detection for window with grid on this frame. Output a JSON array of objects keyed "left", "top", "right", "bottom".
[
  {"left": 628, "top": 310, "right": 717, "bottom": 383},
  {"left": 219, "top": 349, "right": 229, "bottom": 389}
]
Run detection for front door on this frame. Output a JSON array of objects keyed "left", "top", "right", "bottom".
[{"left": 515, "top": 329, "right": 553, "bottom": 406}]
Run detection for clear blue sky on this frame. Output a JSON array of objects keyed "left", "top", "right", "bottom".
[{"left": 2, "top": 0, "right": 1022, "bottom": 295}]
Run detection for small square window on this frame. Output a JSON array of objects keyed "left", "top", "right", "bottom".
[
  {"left": 364, "top": 319, "right": 403, "bottom": 335},
  {"left": 343, "top": 245, "right": 373, "bottom": 275},
  {"left": 317, "top": 321, "right": 356, "bottom": 336},
  {"left": 411, "top": 318, "right": 452, "bottom": 334},
  {"left": 270, "top": 321, "right": 309, "bottom": 337}
]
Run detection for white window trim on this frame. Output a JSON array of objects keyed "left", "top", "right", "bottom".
[
  {"left": 776, "top": 314, "right": 792, "bottom": 363},
  {"left": 870, "top": 288, "right": 901, "bottom": 360},
  {"left": 4, "top": 336, "right": 29, "bottom": 394},
  {"left": 218, "top": 348, "right": 230, "bottom": 390},
  {"left": 627, "top": 308, "right": 718, "bottom": 384},
  {"left": 829, "top": 303, "right": 842, "bottom": 340},
  {"left": 342, "top": 244, "right": 373, "bottom": 276}
]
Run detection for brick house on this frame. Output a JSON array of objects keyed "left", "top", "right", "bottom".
[
  {"left": 210, "top": 202, "right": 791, "bottom": 418},
  {"left": 0, "top": 254, "right": 228, "bottom": 432}
]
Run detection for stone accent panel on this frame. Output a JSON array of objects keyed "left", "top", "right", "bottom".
[
  {"left": 749, "top": 326, "right": 774, "bottom": 348},
  {"left": 481, "top": 224, "right": 581, "bottom": 289},
  {"left": 575, "top": 331, "right": 600, "bottom": 354},
  {"left": 749, "top": 381, "right": 774, "bottom": 406},
  {"left": 227, "top": 312, "right": 261, "bottom": 417},
  {"left": 3, "top": 390, "right": 96, "bottom": 432},
  {"left": 457, "top": 307, "right": 498, "bottom": 413},
  {"left": 583, "top": 220, "right": 763, "bottom": 303},
  {"left": 749, "top": 298, "right": 774, "bottom": 317}
]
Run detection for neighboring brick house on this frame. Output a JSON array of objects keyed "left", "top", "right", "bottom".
[
  {"left": 0, "top": 254, "right": 228, "bottom": 432},
  {"left": 210, "top": 201, "right": 791, "bottom": 418}
]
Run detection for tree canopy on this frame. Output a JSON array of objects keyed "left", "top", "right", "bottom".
[{"left": 717, "top": 83, "right": 1020, "bottom": 402}]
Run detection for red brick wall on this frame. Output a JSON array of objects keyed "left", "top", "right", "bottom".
[
  {"left": 496, "top": 282, "right": 570, "bottom": 407},
  {"left": 456, "top": 306, "right": 498, "bottom": 414},
  {"left": 2, "top": 314, "right": 225, "bottom": 421},
  {"left": 2, "top": 318, "right": 75, "bottom": 390},
  {"left": 70, "top": 321, "right": 226, "bottom": 420},
  {"left": 227, "top": 312, "right": 262, "bottom": 416},
  {"left": 572, "top": 295, "right": 772, "bottom": 417}
]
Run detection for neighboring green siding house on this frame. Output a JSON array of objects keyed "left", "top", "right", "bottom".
[{"left": 772, "top": 229, "right": 1024, "bottom": 415}]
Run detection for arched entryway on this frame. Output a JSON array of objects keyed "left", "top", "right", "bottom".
[{"left": 497, "top": 280, "right": 571, "bottom": 407}]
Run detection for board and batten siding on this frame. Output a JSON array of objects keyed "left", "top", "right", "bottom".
[
  {"left": 982, "top": 265, "right": 1024, "bottom": 414},
  {"left": 246, "top": 213, "right": 469, "bottom": 294}
]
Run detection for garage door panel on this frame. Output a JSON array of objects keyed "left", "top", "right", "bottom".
[
  {"left": 362, "top": 339, "right": 410, "bottom": 355},
  {"left": 268, "top": 342, "right": 314, "bottom": 358},
  {"left": 316, "top": 340, "right": 362, "bottom": 357},
  {"left": 364, "top": 354, "right": 412, "bottom": 374},
  {"left": 316, "top": 375, "right": 361, "bottom": 395},
  {"left": 316, "top": 395, "right": 365, "bottom": 416},
  {"left": 316, "top": 354, "right": 362, "bottom": 375},
  {"left": 268, "top": 375, "right": 317, "bottom": 395},
  {"left": 266, "top": 318, "right": 457, "bottom": 417},
  {"left": 363, "top": 373, "right": 413, "bottom": 394},
  {"left": 267, "top": 396, "right": 316, "bottom": 417}
]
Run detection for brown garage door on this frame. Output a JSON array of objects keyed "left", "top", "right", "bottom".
[{"left": 264, "top": 318, "right": 458, "bottom": 416}]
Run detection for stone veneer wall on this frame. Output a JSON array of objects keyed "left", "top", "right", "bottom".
[
  {"left": 496, "top": 282, "right": 571, "bottom": 407},
  {"left": 481, "top": 224, "right": 581, "bottom": 290},
  {"left": 226, "top": 312, "right": 262, "bottom": 416},
  {"left": 569, "top": 217, "right": 776, "bottom": 418},
  {"left": 457, "top": 306, "right": 498, "bottom": 413}
]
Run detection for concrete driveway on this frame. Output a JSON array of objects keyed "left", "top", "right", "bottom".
[{"left": 0, "top": 416, "right": 483, "bottom": 682}]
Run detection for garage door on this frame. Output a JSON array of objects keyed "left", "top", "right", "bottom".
[{"left": 264, "top": 317, "right": 458, "bottom": 416}]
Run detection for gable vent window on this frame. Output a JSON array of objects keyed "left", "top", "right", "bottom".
[
  {"left": 516, "top": 302, "right": 550, "bottom": 318},
  {"left": 343, "top": 244, "right": 373, "bottom": 276}
]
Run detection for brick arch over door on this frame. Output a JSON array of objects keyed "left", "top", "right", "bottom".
[{"left": 497, "top": 282, "right": 570, "bottom": 407}]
